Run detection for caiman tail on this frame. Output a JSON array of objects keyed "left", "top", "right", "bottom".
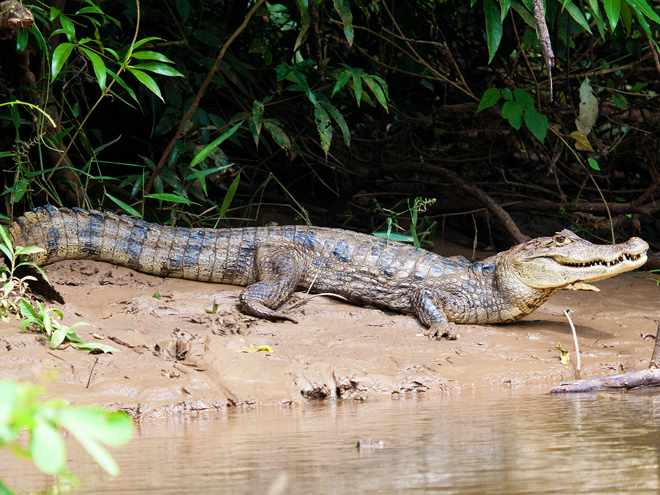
[{"left": 9, "top": 205, "right": 257, "bottom": 286}]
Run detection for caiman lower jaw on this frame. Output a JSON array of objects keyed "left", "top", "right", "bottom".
[{"left": 558, "top": 252, "right": 645, "bottom": 268}]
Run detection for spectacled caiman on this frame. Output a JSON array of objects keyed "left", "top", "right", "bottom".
[{"left": 9, "top": 205, "right": 649, "bottom": 340}]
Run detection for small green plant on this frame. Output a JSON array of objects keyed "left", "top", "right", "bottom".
[
  {"left": 0, "top": 225, "right": 46, "bottom": 322},
  {"left": 373, "top": 197, "right": 437, "bottom": 248},
  {"left": 18, "top": 298, "right": 120, "bottom": 353},
  {"left": 0, "top": 379, "right": 134, "bottom": 494},
  {"left": 0, "top": 225, "right": 119, "bottom": 352},
  {"left": 476, "top": 87, "right": 548, "bottom": 143},
  {"left": 630, "top": 269, "right": 660, "bottom": 286}
]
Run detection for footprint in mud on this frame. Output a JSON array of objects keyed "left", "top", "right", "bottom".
[{"left": 154, "top": 329, "right": 198, "bottom": 361}]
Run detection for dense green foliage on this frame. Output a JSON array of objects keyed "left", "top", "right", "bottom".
[{"left": 1, "top": 0, "right": 658, "bottom": 248}]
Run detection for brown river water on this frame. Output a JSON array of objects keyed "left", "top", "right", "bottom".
[{"left": 4, "top": 386, "right": 660, "bottom": 494}]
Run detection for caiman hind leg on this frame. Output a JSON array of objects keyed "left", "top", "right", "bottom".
[
  {"left": 239, "top": 246, "right": 302, "bottom": 323},
  {"left": 410, "top": 289, "right": 461, "bottom": 340}
]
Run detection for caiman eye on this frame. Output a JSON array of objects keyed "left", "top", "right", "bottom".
[{"left": 553, "top": 234, "right": 569, "bottom": 245}]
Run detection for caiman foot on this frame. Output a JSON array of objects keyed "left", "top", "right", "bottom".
[
  {"left": 239, "top": 296, "right": 299, "bottom": 324},
  {"left": 423, "top": 323, "right": 459, "bottom": 341},
  {"left": 243, "top": 306, "right": 299, "bottom": 324}
]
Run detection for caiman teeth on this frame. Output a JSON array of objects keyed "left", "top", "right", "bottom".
[{"left": 564, "top": 252, "right": 642, "bottom": 268}]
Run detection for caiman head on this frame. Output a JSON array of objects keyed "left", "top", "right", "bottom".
[{"left": 504, "top": 229, "right": 648, "bottom": 289}]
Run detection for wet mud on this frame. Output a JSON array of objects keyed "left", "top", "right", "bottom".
[{"left": 0, "top": 242, "right": 657, "bottom": 419}]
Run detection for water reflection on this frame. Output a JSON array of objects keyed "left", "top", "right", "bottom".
[{"left": 3, "top": 387, "right": 660, "bottom": 494}]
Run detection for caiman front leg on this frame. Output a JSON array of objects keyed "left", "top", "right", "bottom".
[
  {"left": 410, "top": 289, "right": 461, "bottom": 341},
  {"left": 239, "top": 246, "right": 302, "bottom": 323}
]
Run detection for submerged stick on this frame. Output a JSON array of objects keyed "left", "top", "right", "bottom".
[
  {"left": 650, "top": 321, "right": 660, "bottom": 369},
  {"left": 551, "top": 369, "right": 660, "bottom": 393},
  {"left": 552, "top": 321, "right": 660, "bottom": 393}
]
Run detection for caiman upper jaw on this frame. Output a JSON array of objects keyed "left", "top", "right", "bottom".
[{"left": 557, "top": 251, "right": 645, "bottom": 268}]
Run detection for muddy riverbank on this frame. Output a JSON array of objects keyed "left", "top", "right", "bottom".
[{"left": 1, "top": 241, "right": 657, "bottom": 419}]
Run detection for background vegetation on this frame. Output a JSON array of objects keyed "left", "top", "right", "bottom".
[{"left": 1, "top": 0, "right": 659, "bottom": 257}]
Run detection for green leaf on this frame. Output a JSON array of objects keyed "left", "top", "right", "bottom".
[
  {"left": 130, "top": 51, "right": 175, "bottom": 63},
  {"left": 218, "top": 173, "right": 240, "bottom": 219},
  {"left": 144, "top": 193, "right": 196, "bottom": 205},
  {"left": 289, "top": 70, "right": 317, "bottom": 105},
  {"left": 58, "top": 14, "right": 76, "bottom": 42},
  {"left": 612, "top": 93, "right": 628, "bottom": 107},
  {"left": 70, "top": 342, "right": 121, "bottom": 353},
  {"left": 252, "top": 100, "right": 265, "bottom": 144},
  {"left": 523, "top": 108, "right": 548, "bottom": 143},
  {"left": 128, "top": 68, "right": 163, "bottom": 101},
  {"left": 620, "top": 0, "right": 632, "bottom": 34},
  {"left": 588, "top": 157, "right": 601, "bottom": 170},
  {"left": 51, "top": 43, "right": 75, "bottom": 81},
  {"left": 0, "top": 225, "right": 12, "bottom": 249},
  {"left": 130, "top": 37, "right": 163, "bottom": 51},
  {"left": 131, "top": 62, "right": 183, "bottom": 77},
  {"left": 314, "top": 104, "right": 332, "bottom": 157},
  {"left": 58, "top": 409, "right": 133, "bottom": 477},
  {"left": 513, "top": 88, "right": 535, "bottom": 109},
  {"left": 587, "top": 0, "right": 601, "bottom": 19},
  {"left": 30, "top": 419, "right": 66, "bottom": 475},
  {"left": 352, "top": 71, "right": 363, "bottom": 105},
  {"left": 16, "top": 27, "right": 28, "bottom": 51},
  {"left": 19, "top": 298, "right": 38, "bottom": 321},
  {"left": 591, "top": 6, "right": 606, "bottom": 40},
  {"left": 333, "top": 0, "right": 354, "bottom": 46},
  {"left": 51, "top": 326, "right": 68, "bottom": 349},
  {"left": 320, "top": 99, "right": 350, "bottom": 147},
  {"left": 0, "top": 380, "right": 18, "bottom": 424},
  {"left": 14, "top": 246, "right": 46, "bottom": 257},
  {"left": 79, "top": 47, "right": 107, "bottom": 91},
  {"left": 58, "top": 408, "right": 134, "bottom": 447},
  {"left": 510, "top": 0, "right": 536, "bottom": 27},
  {"left": 29, "top": 25, "right": 48, "bottom": 53},
  {"left": 190, "top": 122, "right": 242, "bottom": 167},
  {"left": 76, "top": 2, "right": 104, "bottom": 15},
  {"left": 263, "top": 120, "right": 292, "bottom": 150},
  {"left": 625, "top": 0, "right": 660, "bottom": 24},
  {"left": 502, "top": 100, "right": 523, "bottom": 129},
  {"left": 106, "top": 69, "right": 138, "bottom": 104},
  {"left": 368, "top": 74, "right": 389, "bottom": 99},
  {"left": 500, "top": 0, "right": 512, "bottom": 19},
  {"left": 476, "top": 88, "right": 501, "bottom": 112},
  {"left": 294, "top": 0, "right": 310, "bottom": 52},
  {"left": 105, "top": 193, "right": 142, "bottom": 218},
  {"left": 362, "top": 76, "right": 389, "bottom": 111},
  {"left": 373, "top": 232, "right": 415, "bottom": 243},
  {"left": 484, "top": 0, "right": 503, "bottom": 63},
  {"left": 564, "top": 1, "right": 593, "bottom": 33},
  {"left": 332, "top": 70, "right": 352, "bottom": 97},
  {"left": 176, "top": 0, "right": 190, "bottom": 22},
  {"left": 0, "top": 480, "right": 16, "bottom": 495}
]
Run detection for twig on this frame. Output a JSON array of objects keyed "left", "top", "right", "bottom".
[
  {"left": 86, "top": 357, "right": 99, "bottom": 389},
  {"left": 650, "top": 321, "right": 660, "bottom": 369},
  {"left": 507, "top": 199, "right": 660, "bottom": 216},
  {"left": 641, "top": 28, "right": 660, "bottom": 77},
  {"left": 564, "top": 309, "right": 580, "bottom": 378},
  {"left": 308, "top": 0, "right": 325, "bottom": 82},
  {"left": 532, "top": 0, "right": 555, "bottom": 99}
]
